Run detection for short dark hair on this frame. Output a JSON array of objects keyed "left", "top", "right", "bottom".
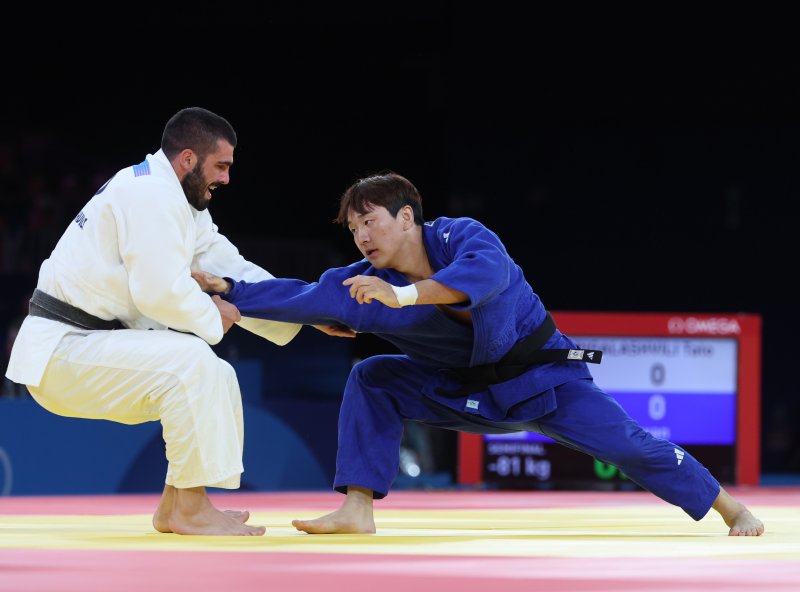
[
  {"left": 335, "top": 172, "right": 424, "bottom": 227},
  {"left": 161, "top": 107, "right": 237, "bottom": 160}
]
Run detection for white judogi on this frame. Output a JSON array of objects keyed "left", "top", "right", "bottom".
[{"left": 5, "top": 149, "right": 301, "bottom": 489}]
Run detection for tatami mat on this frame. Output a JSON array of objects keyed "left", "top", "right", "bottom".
[{"left": 1, "top": 488, "right": 798, "bottom": 591}]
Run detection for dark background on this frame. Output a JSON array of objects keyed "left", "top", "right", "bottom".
[{"left": 1, "top": 7, "right": 797, "bottom": 478}]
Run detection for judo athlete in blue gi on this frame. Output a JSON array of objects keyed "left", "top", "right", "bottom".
[{"left": 193, "top": 172, "right": 764, "bottom": 537}]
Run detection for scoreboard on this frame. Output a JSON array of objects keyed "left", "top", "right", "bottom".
[{"left": 457, "top": 312, "right": 761, "bottom": 489}]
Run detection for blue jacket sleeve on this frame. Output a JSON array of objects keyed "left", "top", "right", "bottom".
[
  {"left": 428, "top": 218, "right": 512, "bottom": 309},
  {"left": 223, "top": 271, "right": 350, "bottom": 326}
]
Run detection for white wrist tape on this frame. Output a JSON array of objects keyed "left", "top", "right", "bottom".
[{"left": 391, "top": 283, "right": 418, "bottom": 307}]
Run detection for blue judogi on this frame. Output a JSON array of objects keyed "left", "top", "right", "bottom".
[{"left": 224, "top": 216, "right": 720, "bottom": 520}]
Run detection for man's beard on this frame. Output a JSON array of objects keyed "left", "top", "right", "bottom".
[{"left": 182, "top": 165, "right": 211, "bottom": 211}]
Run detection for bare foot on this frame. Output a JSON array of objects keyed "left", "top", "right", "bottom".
[
  {"left": 152, "top": 484, "right": 253, "bottom": 533},
  {"left": 169, "top": 508, "right": 265, "bottom": 536},
  {"left": 725, "top": 507, "right": 765, "bottom": 536},
  {"left": 711, "top": 486, "right": 765, "bottom": 536},
  {"left": 161, "top": 486, "right": 265, "bottom": 536},
  {"left": 153, "top": 484, "right": 177, "bottom": 533},
  {"left": 292, "top": 509, "right": 375, "bottom": 534},
  {"left": 154, "top": 509, "right": 250, "bottom": 533},
  {"left": 293, "top": 485, "right": 375, "bottom": 534}
]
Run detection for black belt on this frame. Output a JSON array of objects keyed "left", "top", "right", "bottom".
[
  {"left": 437, "top": 312, "right": 602, "bottom": 397},
  {"left": 29, "top": 289, "right": 124, "bottom": 331}
]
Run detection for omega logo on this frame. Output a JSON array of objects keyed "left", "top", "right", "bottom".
[{"left": 667, "top": 316, "right": 741, "bottom": 335}]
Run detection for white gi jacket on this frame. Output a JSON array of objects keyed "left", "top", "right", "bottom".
[{"left": 6, "top": 149, "right": 301, "bottom": 387}]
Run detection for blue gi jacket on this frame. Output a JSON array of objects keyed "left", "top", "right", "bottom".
[{"left": 224, "top": 217, "right": 593, "bottom": 421}]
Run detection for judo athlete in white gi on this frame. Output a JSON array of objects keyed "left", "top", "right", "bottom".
[
  {"left": 194, "top": 171, "right": 765, "bottom": 537},
  {"left": 5, "top": 107, "right": 324, "bottom": 536}
]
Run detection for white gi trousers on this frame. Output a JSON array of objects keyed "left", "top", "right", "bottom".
[{"left": 26, "top": 327, "right": 243, "bottom": 490}]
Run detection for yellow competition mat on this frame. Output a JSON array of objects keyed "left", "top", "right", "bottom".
[{"left": 1, "top": 489, "right": 799, "bottom": 592}]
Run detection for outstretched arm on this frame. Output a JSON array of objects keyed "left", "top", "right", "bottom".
[
  {"left": 343, "top": 275, "right": 468, "bottom": 308},
  {"left": 192, "top": 215, "right": 302, "bottom": 346},
  {"left": 192, "top": 270, "right": 356, "bottom": 337}
]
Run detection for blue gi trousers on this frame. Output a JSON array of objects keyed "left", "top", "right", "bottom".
[{"left": 334, "top": 355, "right": 721, "bottom": 521}]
